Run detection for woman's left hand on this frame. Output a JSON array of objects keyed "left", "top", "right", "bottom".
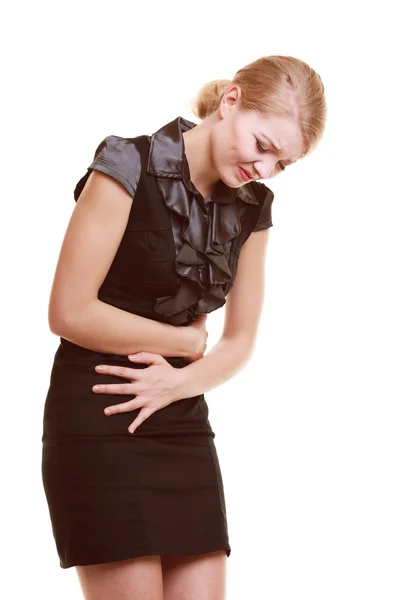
[{"left": 92, "top": 352, "right": 185, "bottom": 434}]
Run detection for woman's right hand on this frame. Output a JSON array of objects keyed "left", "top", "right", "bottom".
[{"left": 184, "top": 314, "right": 209, "bottom": 363}]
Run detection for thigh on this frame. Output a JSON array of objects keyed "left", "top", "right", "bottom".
[
  {"left": 75, "top": 555, "right": 163, "bottom": 600},
  {"left": 161, "top": 551, "right": 227, "bottom": 600}
]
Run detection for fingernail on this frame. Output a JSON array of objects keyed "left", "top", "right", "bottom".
[{"left": 105, "top": 408, "right": 112, "bottom": 415}]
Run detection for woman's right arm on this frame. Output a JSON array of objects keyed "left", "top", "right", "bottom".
[{"left": 48, "top": 170, "right": 199, "bottom": 358}]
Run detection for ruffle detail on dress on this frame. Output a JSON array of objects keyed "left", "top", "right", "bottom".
[
  {"left": 145, "top": 114, "right": 270, "bottom": 326},
  {"left": 152, "top": 177, "right": 254, "bottom": 326}
]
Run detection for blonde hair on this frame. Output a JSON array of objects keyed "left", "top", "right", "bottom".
[{"left": 191, "top": 55, "right": 327, "bottom": 158}]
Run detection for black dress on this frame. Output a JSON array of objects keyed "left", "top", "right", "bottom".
[{"left": 41, "top": 116, "right": 274, "bottom": 569}]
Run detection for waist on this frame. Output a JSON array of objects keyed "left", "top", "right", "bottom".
[{"left": 55, "top": 338, "right": 189, "bottom": 369}]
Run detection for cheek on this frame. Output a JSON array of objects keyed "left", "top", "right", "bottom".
[
  {"left": 210, "top": 133, "right": 222, "bottom": 169},
  {"left": 230, "top": 129, "right": 243, "bottom": 155},
  {"left": 212, "top": 131, "right": 234, "bottom": 168},
  {"left": 232, "top": 146, "right": 253, "bottom": 167},
  {"left": 231, "top": 130, "right": 254, "bottom": 162},
  {"left": 212, "top": 127, "right": 250, "bottom": 169}
]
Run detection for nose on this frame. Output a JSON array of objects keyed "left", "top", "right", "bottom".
[{"left": 255, "top": 157, "right": 277, "bottom": 180}]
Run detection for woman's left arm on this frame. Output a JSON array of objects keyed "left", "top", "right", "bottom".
[{"left": 175, "top": 228, "right": 271, "bottom": 399}]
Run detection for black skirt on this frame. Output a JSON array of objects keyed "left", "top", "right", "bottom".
[{"left": 41, "top": 340, "right": 231, "bottom": 568}]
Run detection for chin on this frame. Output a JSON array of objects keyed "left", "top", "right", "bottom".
[
  {"left": 223, "top": 176, "right": 240, "bottom": 189},
  {"left": 221, "top": 169, "right": 242, "bottom": 188}
]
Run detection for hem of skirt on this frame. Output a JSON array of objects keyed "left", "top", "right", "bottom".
[{"left": 60, "top": 544, "right": 232, "bottom": 569}]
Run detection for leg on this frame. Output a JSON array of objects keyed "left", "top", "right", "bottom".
[
  {"left": 75, "top": 555, "right": 163, "bottom": 600},
  {"left": 161, "top": 550, "right": 227, "bottom": 600}
]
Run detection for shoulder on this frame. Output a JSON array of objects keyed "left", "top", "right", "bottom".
[
  {"left": 90, "top": 134, "right": 144, "bottom": 179},
  {"left": 249, "top": 181, "right": 275, "bottom": 233},
  {"left": 250, "top": 180, "right": 275, "bottom": 204},
  {"left": 74, "top": 134, "right": 147, "bottom": 202}
]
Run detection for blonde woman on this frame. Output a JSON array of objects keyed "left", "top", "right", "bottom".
[{"left": 42, "top": 55, "right": 326, "bottom": 599}]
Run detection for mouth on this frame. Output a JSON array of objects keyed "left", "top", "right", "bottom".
[{"left": 238, "top": 166, "right": 252, "bottom": 182}]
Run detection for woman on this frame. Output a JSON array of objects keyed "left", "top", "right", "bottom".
[{"left": 42, "top": 55, "right": 326, "bottom": 599}]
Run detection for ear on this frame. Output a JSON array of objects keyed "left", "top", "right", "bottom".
[{"left": 220, "top": 85, "right": 242, "bottom": 117}]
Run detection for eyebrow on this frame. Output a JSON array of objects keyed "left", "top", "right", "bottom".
[{"left": 260, "top": 133, "right": 296, "bottom": 164}]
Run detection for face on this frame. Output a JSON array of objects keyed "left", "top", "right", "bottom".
[{"left": 210, "top": 85, "right": 305, "bottom": 185}]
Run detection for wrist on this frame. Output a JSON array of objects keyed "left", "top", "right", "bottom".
[
  {"left": 173, "top": 365, "right": 192, "bottom": 400},
  {"left": 176, "top": 325, "right": 198, "bottom": 358}
]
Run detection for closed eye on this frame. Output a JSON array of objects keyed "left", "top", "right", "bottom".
[{"left": 255, "top": 138, "right": 286, "bottom": 171}]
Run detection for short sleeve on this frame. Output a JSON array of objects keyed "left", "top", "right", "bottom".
[
  {"left": 73, "top": 135, "right": 142, "bottom": 202},
  {"left": 253, "top": 185, "right": 274, "bottom": 231}
]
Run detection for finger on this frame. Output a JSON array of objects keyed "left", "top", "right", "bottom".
[
  {"left": 128, "top": 407, "right": 154, "bottom": 434},
  {"left": 104, "top": 398, "right": 142, "bottom": 415},
  {"left": 127, "top": 352, "right": 165, "bottom": 365},
  {"left": 94, "top": 365, "right": 143, "bottom": 379},
  {"left": 92, "top": 382, "right": 137, "bottom": 395}
]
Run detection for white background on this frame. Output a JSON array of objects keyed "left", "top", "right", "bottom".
[{"left": 2, "top": 1, "right": 399, "bottom": 598}]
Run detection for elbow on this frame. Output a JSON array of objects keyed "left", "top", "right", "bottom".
[
  {"left": 48, "top": 311, "right": 68, "bottom": 337},
  {"left": 48, "top": 304, "right": 77, "bottom": 338},
  {"left": 48, "top": 302, "right": 63, "bottom": 335},
  {"left": 49, "top": 298, "right": 97, "bottom": 337},
  {"left": 48, "top": 287, "right": 97, "bottom": 337}
]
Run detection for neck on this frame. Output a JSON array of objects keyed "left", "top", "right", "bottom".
[{"left": 182, "top": 113, "right": 221, "bottom": 194}]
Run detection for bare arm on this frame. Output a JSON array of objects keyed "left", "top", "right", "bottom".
[
  {"left": 54, "top": 299, "right": 195, "bottom": 358},
  {"left": 175, "top": 228, "right": 270, "bottom": 397},
  {"left": 49, "top": 170, "right": 196, "bottom": 358}
]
